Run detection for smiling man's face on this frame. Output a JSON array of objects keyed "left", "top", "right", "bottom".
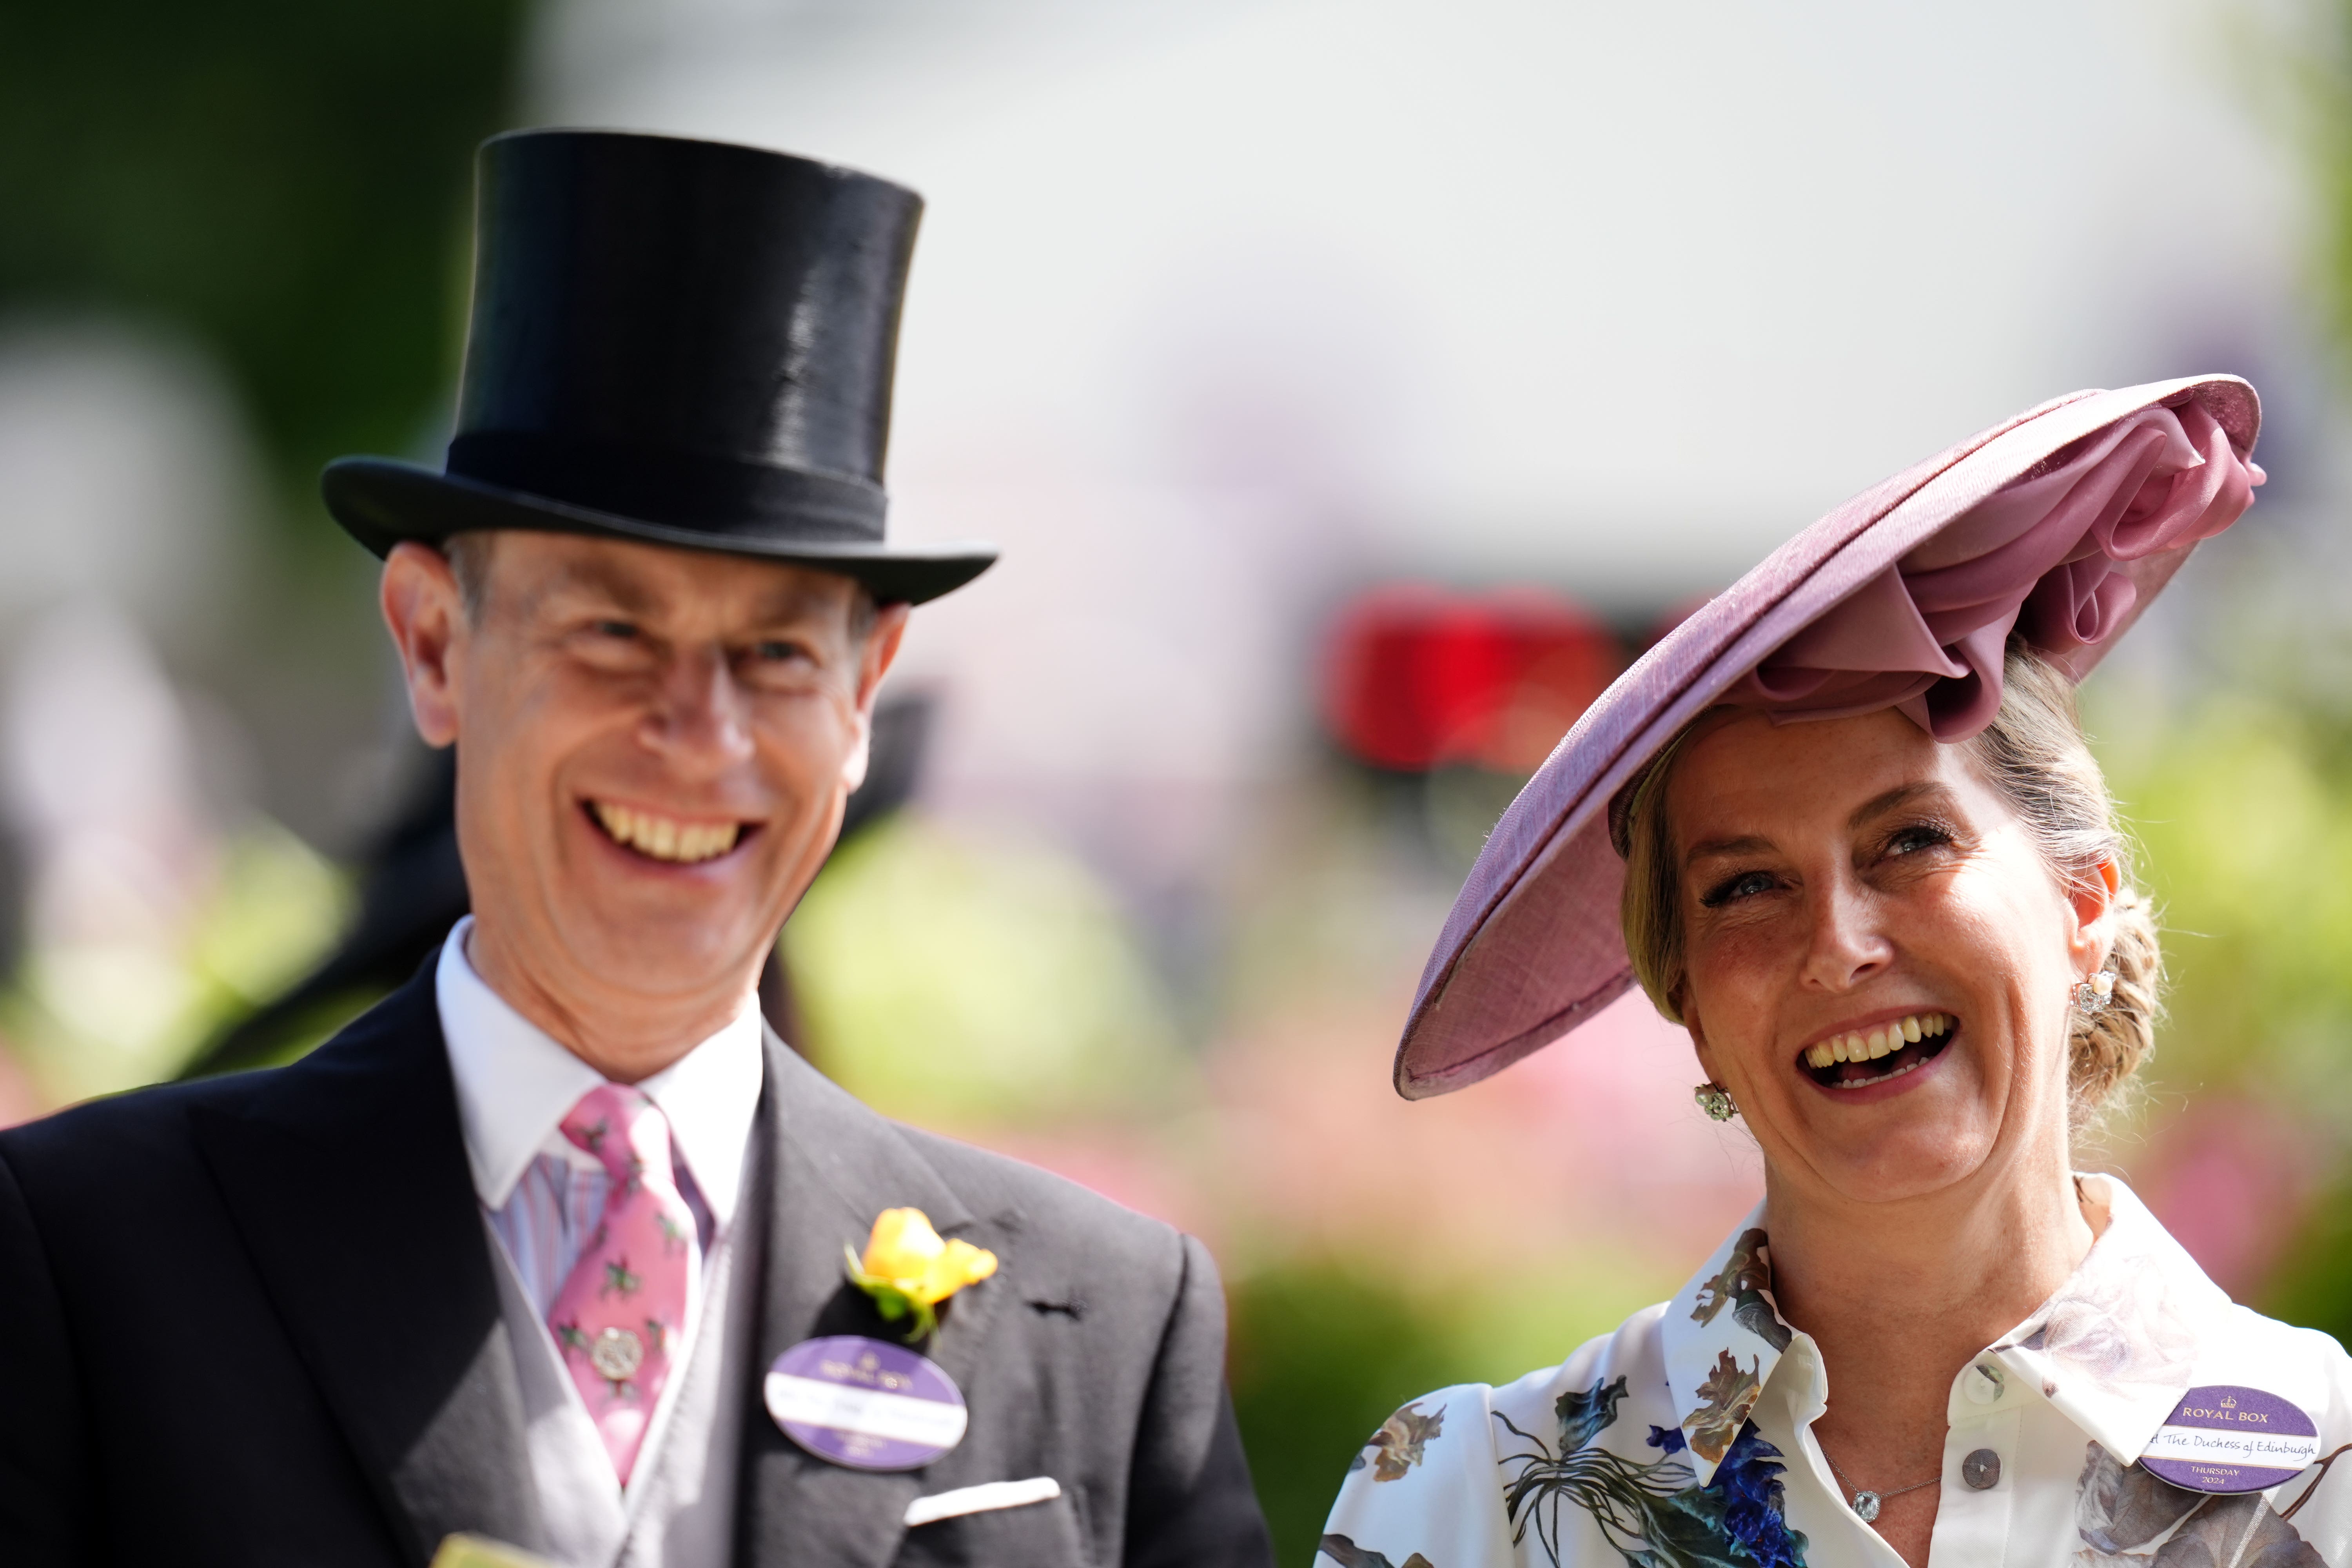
[{"left": 381, "top": 529, "right": 906, "bottom": 1076}]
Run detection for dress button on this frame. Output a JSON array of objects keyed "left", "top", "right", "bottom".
[
  {"left": 1964, "top": 1362, "right": 2004, "bottom": 1404},
  {"left": 1962, "top": 1449, "right": 2002, "bottom": 1490}
]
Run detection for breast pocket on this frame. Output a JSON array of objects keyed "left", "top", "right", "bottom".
[{"left": 893, "top": 1492, "right": 1088, "bottom": 1568}]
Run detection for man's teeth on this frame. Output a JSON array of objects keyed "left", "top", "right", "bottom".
[
  {"left": 1804, "top": 1013, "right": 1950, "bottom": 1070},
  {"left": 592, "top": 802, "right": 742, "bottom": 864}
]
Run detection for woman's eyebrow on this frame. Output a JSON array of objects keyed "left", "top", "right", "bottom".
[
  {"left": 1684, "top": 832, "right": 1773, "bottom": 867},
  {"left": 1848, "top": 780, "right": 1954, "bottom": 828},
  {"left": 1682, "top": 781, "right": 1956, "bottom": 868}
]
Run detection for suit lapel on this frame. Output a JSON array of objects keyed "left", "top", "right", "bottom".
[
  {"left": 736, "top": 1035, "right": 1018, "bottom": 1568},
  {"left": 194, "top": 971, "right": 542, "bottom": 1563}
]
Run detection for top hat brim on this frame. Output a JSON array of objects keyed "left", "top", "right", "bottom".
[
  {"left": 1393, "top": 374, "right": 2262, "bottom": 1102},
  {"left": 323, "top": 457, "right": 998, "bottom": 607}
]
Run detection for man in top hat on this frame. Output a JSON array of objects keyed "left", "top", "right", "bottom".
[{"left": 0, "top": 130, "right": 1274, "bottom": 1568}]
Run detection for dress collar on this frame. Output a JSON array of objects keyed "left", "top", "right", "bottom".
[
  {"left": 1660, "top": 1175, "right": 2232, "bottom": 1485},
  {"left": 435, "top": 916, "right": 766, "bottom": 1225},
  {"left": 1660, "top": 1203, "right": 1791, "bottom": 1486},
  {"left": 1985, "top": 1173, "right": 2235, "bottom": 1463}
]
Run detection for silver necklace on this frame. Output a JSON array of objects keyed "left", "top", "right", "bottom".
[{"left": 1822, "top": 1449, "right": 1940, "bottom": 1523}]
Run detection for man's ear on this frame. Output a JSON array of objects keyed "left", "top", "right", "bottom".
[
  {"left": 380, "top": 543, "right": 467, "bottom": 748},
  {"left": 839, "top": 602, "right": 911, "bottom": 794}
]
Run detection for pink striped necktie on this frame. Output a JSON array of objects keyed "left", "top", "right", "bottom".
[{"left": 546, "top": 1084, "right": 700, "bottom": 1485}]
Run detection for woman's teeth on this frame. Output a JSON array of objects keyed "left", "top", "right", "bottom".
[
  {"left": 1804, "top": 1012, "right": 1951, "bottom": 1070},
  {"left": 592, "top": 802, "right": 742, "bottom": 863}
]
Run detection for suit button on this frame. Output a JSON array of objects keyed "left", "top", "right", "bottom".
[{"left": 1962, "top": 1449, "right": 2001, "bottom": 1490}]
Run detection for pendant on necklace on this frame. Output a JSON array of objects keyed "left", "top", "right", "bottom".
[{"left": 1851, "top": 1491, "right": 1882, "bottom": 1523}]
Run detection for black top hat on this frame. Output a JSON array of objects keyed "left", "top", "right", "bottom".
[{"left": 322, "top": 129, "right": 996, "bottom": 605}]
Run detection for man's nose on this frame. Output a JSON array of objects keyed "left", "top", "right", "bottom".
[
  {"left": 642, "top": 646, "right": 754, "bottom": 769},
  {"left": 1800, "top": 877, "right": 1894, "bottom": 993}
]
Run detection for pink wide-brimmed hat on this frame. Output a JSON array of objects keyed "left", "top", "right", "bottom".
[{"left": 1396, "top": 376, "right": 2264, "bottom": 1099}]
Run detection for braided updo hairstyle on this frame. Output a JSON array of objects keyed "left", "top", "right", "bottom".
[{"left": 1618, "top": 644, "right": 2159, "bottom": 1129}]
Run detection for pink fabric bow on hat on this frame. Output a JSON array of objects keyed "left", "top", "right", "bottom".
[
  {"left": 1394, "top": 377, "right": 2263, "bottom": 1101},
  {"left": 1736, "top": 396, "right": 2259, "bottom": 741}
]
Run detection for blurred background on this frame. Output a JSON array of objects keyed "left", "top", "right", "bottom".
[{"left": 9, "top": 0, "right": 2352, "bottom": 1558}]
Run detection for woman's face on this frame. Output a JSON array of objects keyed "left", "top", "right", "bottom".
[{"left": 1666, "top": 706, "right": 2108, "bottom": 1207}]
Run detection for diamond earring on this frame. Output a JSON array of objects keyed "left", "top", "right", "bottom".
[
  {"left": 1693, "top": 1082, "right": 1737, "bottom": 1121},
  {"left": 2073, "top": 968, "right": 2117, "bottom": 1016}
]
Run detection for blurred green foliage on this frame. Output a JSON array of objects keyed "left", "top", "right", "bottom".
[
  {"left": 1229, "top": 1250, "right": 1677, "bottom": 1567},
  {"left": 2109, "top": 703, "right": 2352, "bottom": 1105},
  {"left": 2293, "top": 2, "right": 2352, "bottom": 358},
  {"left": 1230, "top": 1266, "right": 1460, "bottom": 1567},
  {"left": 785, "top": 817, "right": 1190, "bottom": 1125},
  {"left": 0, "top": 0, "right": 530, "bottom": 531},
  {"left": 2, "top": 821, "right": 349, "bottom": 1104},
  {"left": 2269, "top": 1202, "right": 2352, "bottom": 1348},
  {"left": 2085, "top": 632, "right": 2352, "bottom": 1338},
  {"left": 2100, "top": 690, "right": 2352, "bottom": 1339}
]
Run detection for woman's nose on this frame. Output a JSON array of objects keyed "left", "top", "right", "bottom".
[
  {"left": 1800, "top": 879, "right": 1894, "bottom": 993},
  {"left": 642, "top": 647, "right": 755, "bottom": 769}
]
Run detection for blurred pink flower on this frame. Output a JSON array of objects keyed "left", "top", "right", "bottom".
[
  {"left": 1203, "top": 988, "right": 1759, "bottom": 1277},
  {"left": 2129, "top": 1098, "right": 2317, "bottom": 1299},
  {"left": 922, "top": 1120, "right": 1221, "bottom": 1251}
]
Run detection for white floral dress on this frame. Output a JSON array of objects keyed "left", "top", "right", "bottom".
[{"left": 1321, "top": 1176, "right": 2352, "bottom": 1566}]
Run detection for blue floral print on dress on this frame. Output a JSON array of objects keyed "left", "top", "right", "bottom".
[{"left": 1497, "top": 1376, "right": 1808, "bottom": 1567}]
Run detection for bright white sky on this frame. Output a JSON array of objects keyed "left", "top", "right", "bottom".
[
  {"left": 529, "top": 0, "right": 2310, "bottom": 811},
  {"left": 535, "top": 0, "right": 2302, "bottom": 585}
]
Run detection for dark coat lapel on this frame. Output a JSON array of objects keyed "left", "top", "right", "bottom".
[
  {"left": 192, "top": 970, "right": 541, "bottom": 1563},
  {"left": 736, "top": 1036, "right": 1018, "bottom": 1568}
]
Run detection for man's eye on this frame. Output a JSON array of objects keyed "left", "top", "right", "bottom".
[
  {"left": 1700, "top": 871, "right": 1777, "bottom": 908},
  {"left": 754, "top": 640, "right": 811, "bottom": 663},
  {"left": 594, "top": 620, "right": 639, "bottom": 640}
]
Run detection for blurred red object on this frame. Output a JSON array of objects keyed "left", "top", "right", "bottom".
[{"left": 1322, "top": 583, "right": 1621, "bottom": 773}]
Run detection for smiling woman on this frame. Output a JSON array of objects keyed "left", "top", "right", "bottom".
[
  {"left": 1320, "top": 379, "right": 2352, "bottom": 1568},
  {"left": 1619, "top": 648, "right": 2158, "bottom": 1133}
]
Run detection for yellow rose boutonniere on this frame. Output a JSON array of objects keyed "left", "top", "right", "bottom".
[{"left": 845, "top": 1207, "right": 999, "bottom": 1343}]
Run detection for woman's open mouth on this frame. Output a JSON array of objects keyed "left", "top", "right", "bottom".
[{"left": 1798, "top": 1012, "right": 1956, "bottom": 1090}]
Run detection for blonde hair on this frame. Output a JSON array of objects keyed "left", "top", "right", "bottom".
[{"left": 1618, "top": 646, "right": 2158, "bottom": 1126}]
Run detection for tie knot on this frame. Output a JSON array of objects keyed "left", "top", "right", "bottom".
[{"left": 560, "top": 1083, "right": 673, "bottom": 1185}]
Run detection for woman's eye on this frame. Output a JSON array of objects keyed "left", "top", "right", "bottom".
[
  {"left": 594, "top": 619, "right": 639, "bottom": 640},
  {"left": 1700, "top": 870, "right": 1777, "bottom": 907},
  {"left": 1885, "top": 823, "right": 1953, "bottom": 858}
]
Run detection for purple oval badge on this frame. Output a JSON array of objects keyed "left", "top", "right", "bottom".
[
  {"left": 2141, "top": 1385, "right": 2320, "bottom": 1494},
  {"left": 764, "top": 1335, "right": 968, "bottom": 1472}
]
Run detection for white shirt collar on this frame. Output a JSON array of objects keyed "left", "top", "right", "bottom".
[
  {"left": 436, "top": 915, "right": 765, "bottom": 1225},
  {"left": 1659, "top": 1174, "right": 2237, "bottom": 1484},
  {"left": 1658, "top": 1203, "right": 1787, "bottom": 1485},
  {"left": 1985, "top": 1173, "right": 2235, "bottom": 1462}
]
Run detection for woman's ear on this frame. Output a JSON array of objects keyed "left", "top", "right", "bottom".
[
  {"left": 2067, "top": 857, "right": 2120, "bottom": 971},
  {"left": 1684, "top": 995, "right": 1719, "bottom": 1084}
]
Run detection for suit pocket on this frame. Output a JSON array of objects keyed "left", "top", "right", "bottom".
[{"left": 893, "top": 1491, "right": 1087, "bottom": 1568}]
